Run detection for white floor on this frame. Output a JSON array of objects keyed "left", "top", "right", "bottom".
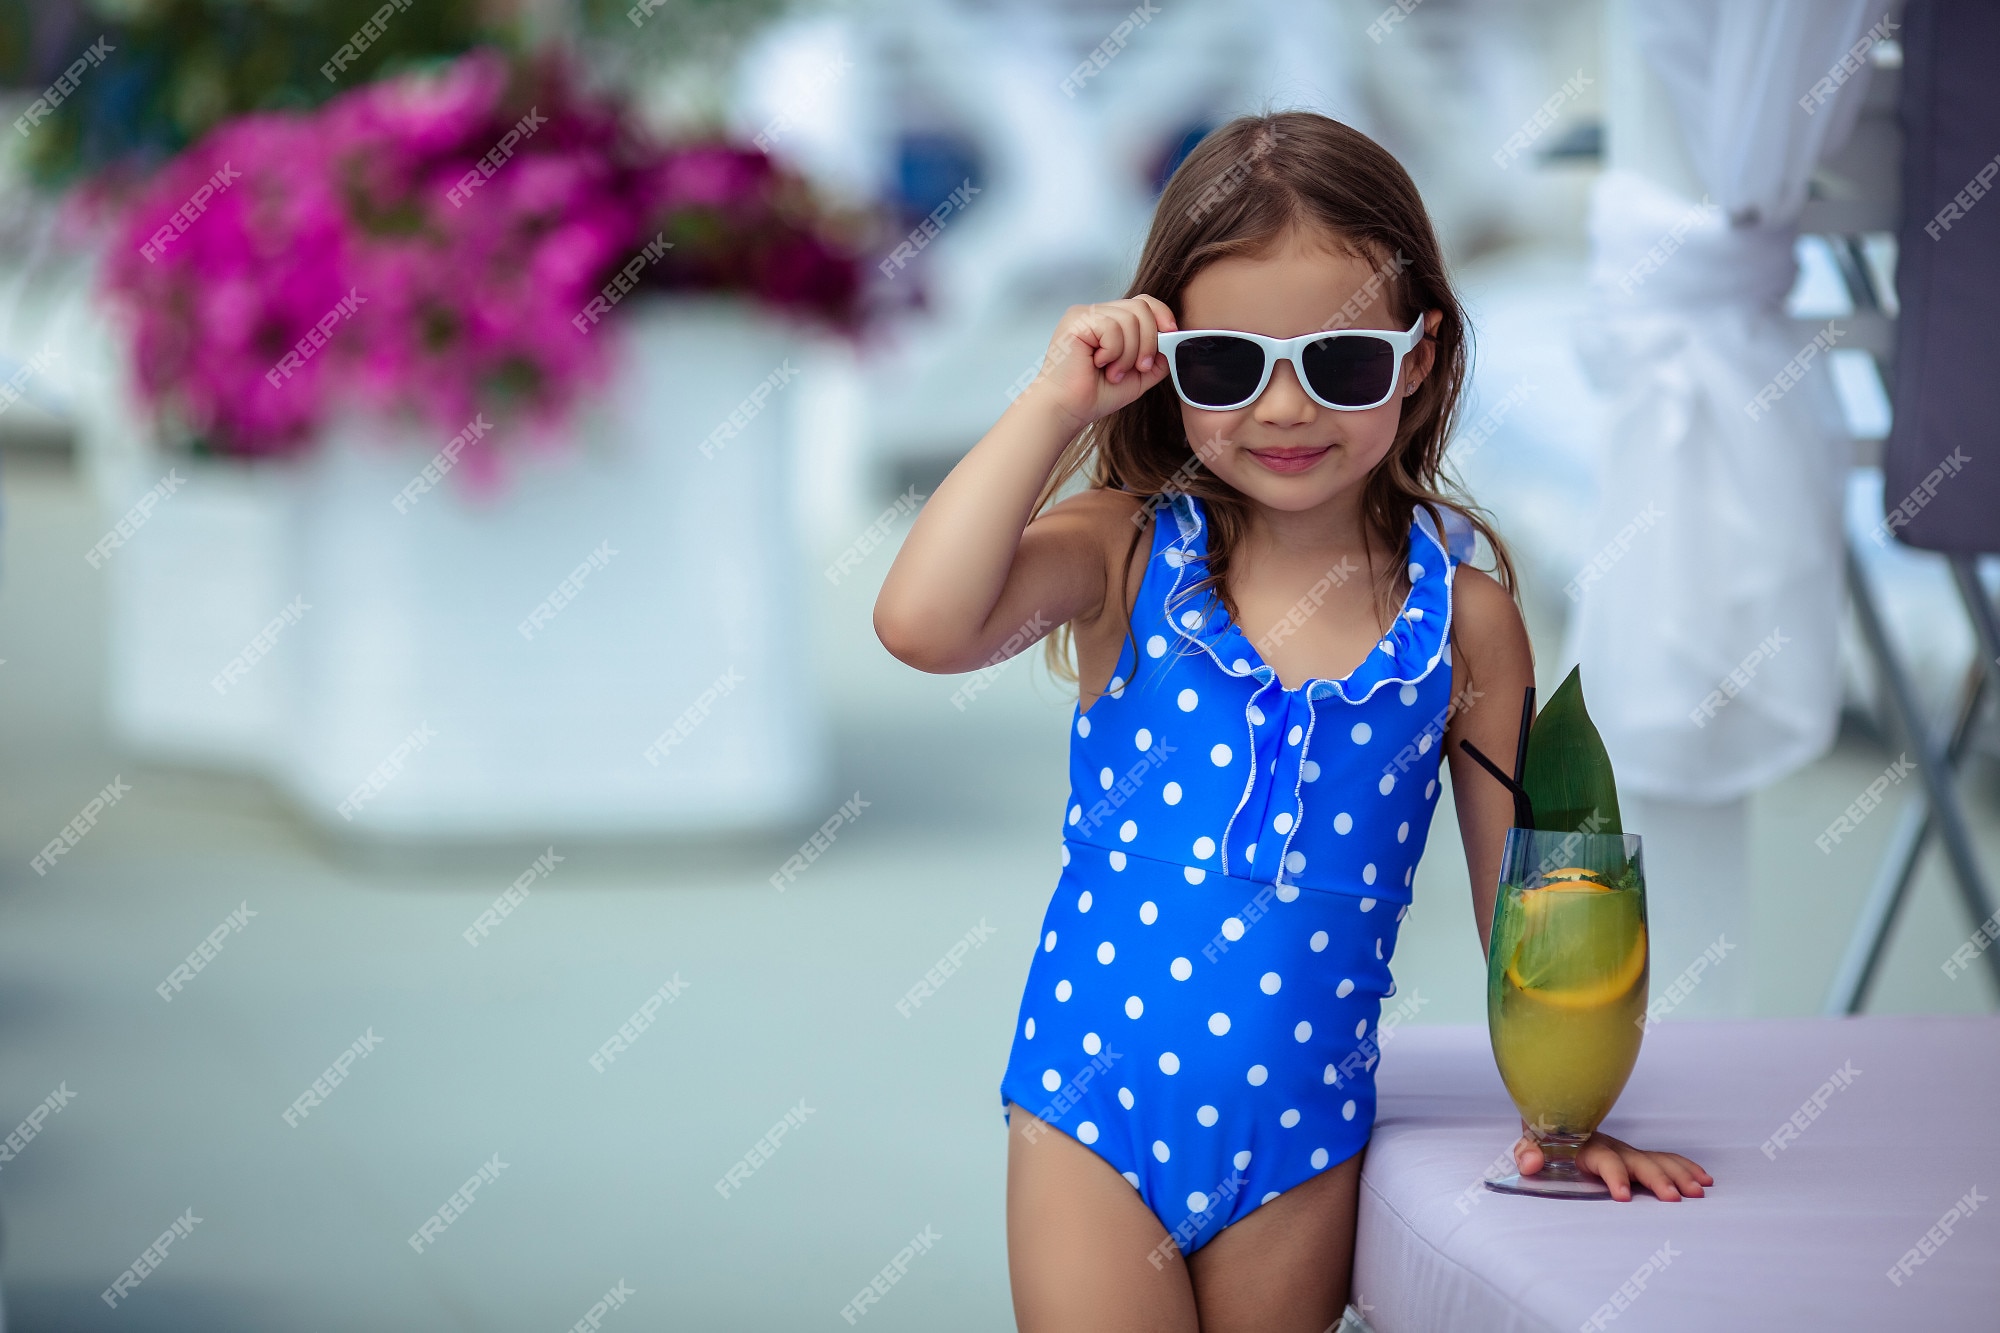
[{"left": 0, "top": 452, "right": 1993, "bottom": 1331}]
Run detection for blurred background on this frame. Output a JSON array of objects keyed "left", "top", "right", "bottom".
[{"left": 0, "top": 0, "right": 1988, "bottom": 1327}]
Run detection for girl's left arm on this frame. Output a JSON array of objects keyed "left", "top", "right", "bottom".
[{"left": 1442, "top": 567, "right": 1714, "bottom": 1202}]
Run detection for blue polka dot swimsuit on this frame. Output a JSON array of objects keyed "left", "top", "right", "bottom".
[{"left": 999, "top": 492, "right": 1466, "bottom": 1256}]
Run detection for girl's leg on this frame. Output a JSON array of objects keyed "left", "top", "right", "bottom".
[
  {"left": 1005, "top": 1102, "right": 1201, "bottom": 1333},
  {"left": 1186, "top": 1147, "right": 1362, "bottom": 1333}
]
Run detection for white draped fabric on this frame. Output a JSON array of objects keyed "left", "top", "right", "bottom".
[{"left": 1568, "top": 0, "right": 1876, "bottom": 803}]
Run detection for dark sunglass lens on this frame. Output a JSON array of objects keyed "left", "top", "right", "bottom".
[
  {"left": 1173, "top": 336, "right": 1265, "bottom": 407},
  {"left": 1301, "top": 336, "right": 1395, "bottom": 407}
]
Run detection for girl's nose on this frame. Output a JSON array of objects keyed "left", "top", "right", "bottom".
[{"left": 1253, "top": 358, "right": 1318, "bottom": 427}]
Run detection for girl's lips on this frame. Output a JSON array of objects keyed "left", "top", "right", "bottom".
[{"left": 1246, "top": 446, "right": 1331, "bottom": 475}]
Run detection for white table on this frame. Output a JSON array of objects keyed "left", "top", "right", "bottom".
[{"left": 1355, "top": 1017, "right": 2000, "bottom": 1332}]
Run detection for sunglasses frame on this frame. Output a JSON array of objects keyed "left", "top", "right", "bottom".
[{"left": 1155, "top": 313, "right": 1427, "bottom": 413}]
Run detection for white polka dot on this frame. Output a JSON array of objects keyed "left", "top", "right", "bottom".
[
  {"left": 1276, "top": 883, "right": 1299, "bottom": 902},
  {"left": 1409, "top": 562, "right": 1424, "bottom": 581},
  {"left": 1208, "top": 1012, "right": 1231, "bottom": 1035},
  {"left": 1425, "top": 779, "right": 1437, "bottom": 800},
  {"left": 1025, "top": 1018, "right": 1036, "bottom": 1039},
  {"left": 1309, "top": 930, "right": 1329, "bottom": 952},
  {"left": 1109, "top": 852, "right": 1126, "bottom": 871},
  {"left": 1060, "top": 845, "right": 1071, "bottom": 866},
  {"left": 1235, "top": 1150, "right": 1252, "bottom": 1169},
  {"left": 1109, "top": 676, "right": 1126, "bottom": 697},
  {"left": 1210, "top": 743, "right": 1233, "bottom": 766},
  {"left": 1099, "top": 767, "right": 1114, "bottom": 790},
  {"left": 1303, "top": 760, "right": 1322, "bottom": 782},
  {"left": 1406, "top": 607, "right": 1424, "bottom": 621},
  {"left": 1399, "top": 683, "right": 1418, "bottom": 706},
  {"left": 1140, "top": 901, "right": 1158, "bottom": 924},
  {"left": 1397, "top": 821, "right": 1410, "bottom": 843},
  {"left": 1343, "top": 1099, "right": 1357, "bottom": 1121},
  {"left": 1233, "top": 658, "right": 1251, "bottom": 673},
  {"left": 1146, "top": 634, "right": 1167, "bottom": 658},
  {"left": 1126, "top": 995, "right": 1144, "bottom": 1019},
  {"left": 1378, "top": 639, "right": 1394, "bottom": 654},
  {"left": 1042, "top": 1069, "right": 1061, "bottom": 1091},
  {"left": 1336, "top": 978, "right": 1355, "bottom": 998},
  {"left": 1171, "top": 957, "right": 1193, "bottom": 981},
  {"left": 1418, "top": 733, "right": 1432, "bottom": 755},
  {"left": 1405, "top": 866, "right": 1414, "bottom": 886},
  {"left": 1097, "top": 941, "right": 1116, "bottom": 965},
  {"left": 1164, "top": 548, "right": 1185, "bottom": 568},
  {"left": 1187, "top": 1189, "right": 1209, "bottom": 1211},
  {"left": 1323, "top": 1063, "right": 1337, "bottom": 1084},
  {"left": 1118, "top": 820, "right": 1137, "bottom": 842},
  {"left": 1247, "top": 704, "right": 1265, "bottom": 726},
  {"left": 1288, "top": 724, "right": 1303, "bottom": 745},
  {"left": 1123, "top": 1170, "right": 1141, "bottom": 1187},
  {"left": 1119, "top": 1087, "right": 1135, "bottom": 1109},
  {"left": 1356, "top": 1017, "right": 1369, "bottom": 1038},
  {"left": 1044, "top": 931, "right": 1057, "bottom": 952},
  {"left": 1285, "top": 850, "right": 1306, "bottom": 874},
  {"left": 1179, "top": 609, "right": 1202, "bottom": 630},
  {"left": 1351, "top": 722, "right": 1372, "bottom": 744},
  {"left": 1154, "top": 1140, "right": 1171, "bottom": 1162},
  {"left": 1185, "top": 867, "right": 1206, "bottom": 884},
  {"left": 1262, "top": 1191, "right": 1281, "bottom": 1204},
  {"left": 1056, "top": 979, "right": 1072, "bottom": 1001},
  {"left": 1196, "top": 1105, "right": 1218, "bottom": 1127},
  {"left": 1163, "top": 781, "right": 1182, "bottom": 805},
  {"left": 1280, "top": 1108, "right": 1301, "bottom": 1128},
  {"left": 1295, "top": 1021, "right": 1312, "bottom": 1042},
  {"left": 1159, "top": 1051, "right": 1180, "bottom": 1075},
  {"left": 1273, "top": 811, "right": 1294, "bottom": 835},
  {"left": 1069, "top": 805, "right": 1082, "bottom": 826},
  {"left": 1334, "top": 812, "right": 1353, "bottom": 835},
  {"left": 1397, "top": 903, "right": 1409, "bottom": 921},
  {"left": 1379, "top": 774, "right": 1396, "bottom": 795},
  {"left": 1375, "top": 938, "right": 1384, "bottom": 959},
  {"left": 1221, "top": 917, "right": 1245, "bottom": 941},
  {"left": 1360, "top": 898, "right": 1376, "bottom": 912},
  {"left": 1083, "top": 1032, "right": 1101, "bottom": 1054},
  {"left": 1247, "top": 1064, "right": 1268, "bottom": 1085},
  {"left": 1135, "top": 728, "right": 1153, "bottom": 750},
  {"left": 1077, "top": 715, "right": 1091, "bottom": 737},
  {"left": 1192, "top": 836, "right": 1221, "bottom": 862},
  {"left": 1311, "top": 1148, "right": 1330, "bottom": 1170},
  {"left": 1078, "top": 1121, "right": 1099, "bottom": 1144},
  {"left": 1178, "top": 688, "right": 1199, "bottom": 712},
  {"left": 1260, "top": 971, "right": 1282, "bottom": 994},
  {"left": 1363, "top": 863, "right": 1377, "bottom": 885},
  {"left": 1245, "top": 843, "right": 1256, "bottom": 863},
  {"left": 1078, "top": 890, "right": 1093, "bottom": 912}
]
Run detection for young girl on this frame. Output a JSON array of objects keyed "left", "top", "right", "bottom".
[{"left": 874, "top": 112, "right": 1710, "bottom": 1332}]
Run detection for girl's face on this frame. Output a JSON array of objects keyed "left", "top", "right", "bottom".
[{"left": 1174, "top": 225, "right": 1440, "bottom": 515}]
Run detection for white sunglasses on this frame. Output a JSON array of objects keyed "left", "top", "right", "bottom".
[{"left": 1155, "top": 313, "right": 1426, "bottom": 412}]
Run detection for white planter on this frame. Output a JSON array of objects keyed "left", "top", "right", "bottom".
[{"left": 104, "top": 296, "right": 828, "bottom": 839}]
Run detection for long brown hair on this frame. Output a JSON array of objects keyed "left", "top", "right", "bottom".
[{"left": 1035, "top": 111, "right": 1516, "bottom": 682}]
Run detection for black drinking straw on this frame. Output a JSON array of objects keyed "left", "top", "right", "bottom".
[{"left": 1457, "top": 685, "right": 1537, "bottom": 829}]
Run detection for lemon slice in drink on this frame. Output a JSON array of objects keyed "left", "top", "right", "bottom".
[{"left": 1506, "top": 879, "right": 1645, "bottom": 1007}]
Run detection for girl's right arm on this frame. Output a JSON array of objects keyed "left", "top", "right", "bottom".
[{"left": 874, "top": 296, "right": 1177, "bottom": 675}]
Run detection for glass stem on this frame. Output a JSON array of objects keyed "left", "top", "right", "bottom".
[{"left": 1534, "top": 1132, "right": 1590, "bottom": 1180}]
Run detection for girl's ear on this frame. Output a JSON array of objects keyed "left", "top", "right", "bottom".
[{"left": 1405, "top": 309, "right": 1444, "bottom": 394}]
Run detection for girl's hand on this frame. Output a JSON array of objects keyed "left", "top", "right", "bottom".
[
  {"left": 1514, "top": 1129, "right": 1712, "bottom": 1202},
  {"left": 1022, "top": 295, "right": 1177, "bottom": 434}
]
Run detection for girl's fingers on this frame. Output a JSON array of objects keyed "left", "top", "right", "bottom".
[
  {"left": 1580, "top": 1140, "right": 1634, "bottom": 1201},
  {"left": 1103, "top": 308, "right": 1144, "bottom": 383},
  {"left": 1135, "top": 292, "right": 1179, "bottom": 336},
  {"left": 1661, "top": 1152, "right": 1713, "bottom": 1186},
  {"left": 1088, "top": 309, "right": 1127, "bottom": 371},
  {"left": 1652, "top": 1155, "right": 1706, "bottom": 1198}
]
